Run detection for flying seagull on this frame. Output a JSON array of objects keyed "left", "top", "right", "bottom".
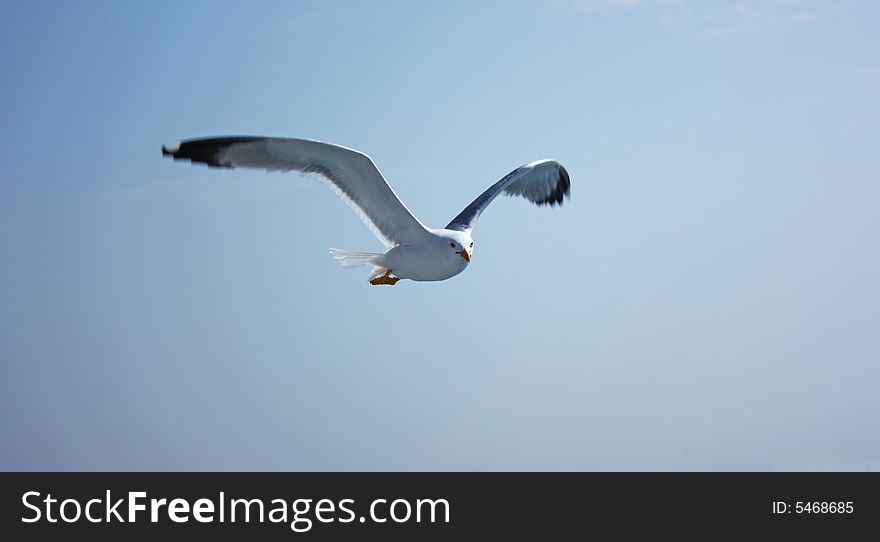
[{"left": 162, "top": 136, "right": 570, "bottom": 285}]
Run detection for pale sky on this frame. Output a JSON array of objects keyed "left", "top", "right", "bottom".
[{"left": 1, "top": 1, "right": 878, "bottom": 470}]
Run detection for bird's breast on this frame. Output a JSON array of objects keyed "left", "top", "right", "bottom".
[{"left": 383, "top": 245, "right": 468, "bottom": 282}]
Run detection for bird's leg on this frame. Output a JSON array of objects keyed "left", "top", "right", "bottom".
[{"left": 370, "top": 269, "right": 400, "bottom": 286}]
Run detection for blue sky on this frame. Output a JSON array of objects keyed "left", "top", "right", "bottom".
[{"left": 1, "top": 0, "right": 878, "bottom": 470}]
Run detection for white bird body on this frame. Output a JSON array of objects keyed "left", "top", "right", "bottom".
[
  {"left": 380, "top": 229, "right": 473, "bottom": 282},
  {"left": 162, "top": 136, "right": 570, "bottom": 285}
]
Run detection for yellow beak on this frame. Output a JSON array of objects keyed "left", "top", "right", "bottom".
[{"left": 457, "top": 250, "right": 471, "bottom": 262}]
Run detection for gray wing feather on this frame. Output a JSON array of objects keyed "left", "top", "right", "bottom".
[
  {"left": 446, "top": 159, "right": 570, "bottom": 233},
  {"left": 162, "top": 136, "right": 430, "bottom": 247}
]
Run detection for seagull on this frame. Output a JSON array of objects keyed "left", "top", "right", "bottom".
[{"left": 162, "top": 136, "right": 570, "bottom": 285}]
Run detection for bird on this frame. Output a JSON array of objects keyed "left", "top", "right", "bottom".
[{"left": 162, "top": 136, "right": 570, "bottom": 285}]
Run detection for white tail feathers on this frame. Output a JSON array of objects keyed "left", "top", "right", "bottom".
[{"left": 328, "top": 248, "right": 383, "bottom": 268}]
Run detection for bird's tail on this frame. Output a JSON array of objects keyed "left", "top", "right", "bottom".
[{"left": 328, "top": 248, "right": 383, "bottom": 268}]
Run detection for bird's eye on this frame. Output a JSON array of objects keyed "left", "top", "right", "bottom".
[
  {"left": 470, "top": 242, "right": 474, "bottom": 247},
  {"left": 450, "top": 242, "right": 456, "bottom": 248}
]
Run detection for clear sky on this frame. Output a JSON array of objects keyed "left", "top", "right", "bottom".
[{"left": 1, "top": 0, "right": 878, "bottom": 470}]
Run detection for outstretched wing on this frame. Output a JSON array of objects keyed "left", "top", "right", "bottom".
[
  {"left": 446, "top": 159, "right": 570, "bottom": 233},
  {"left": 162, "top": 136, "right": 430, "bottom": 247}
]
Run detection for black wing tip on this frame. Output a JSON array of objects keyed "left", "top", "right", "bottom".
[
  {"left": 537, "top": 164, "right": 571, "bottom": 207},
  {"left": 161, "top": 136, "right": 262, "bottom": 168}
]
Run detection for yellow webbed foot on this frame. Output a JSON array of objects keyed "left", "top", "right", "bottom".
[{"left": 369, "top": 269, "right": 400, "bottom": 286}]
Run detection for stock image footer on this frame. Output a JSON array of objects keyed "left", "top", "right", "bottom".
[{"left": 3, "top": 473, "right": 879, "bottom": 539}]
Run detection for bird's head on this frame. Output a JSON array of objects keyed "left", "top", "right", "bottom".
[{"left": 442, "top": 232, "right": 474, "bottom": 263}]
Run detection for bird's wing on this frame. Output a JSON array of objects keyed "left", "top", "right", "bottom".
[
  {"left": 445, "top": 159, "right": 570, "bottom": 233},
  {"left": 162, "top": 136, "right": 430, "bottom": 247}
]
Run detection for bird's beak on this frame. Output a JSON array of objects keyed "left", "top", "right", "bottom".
[{"left": 457, "top": 250, "right": 471, "bottom": 262}]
